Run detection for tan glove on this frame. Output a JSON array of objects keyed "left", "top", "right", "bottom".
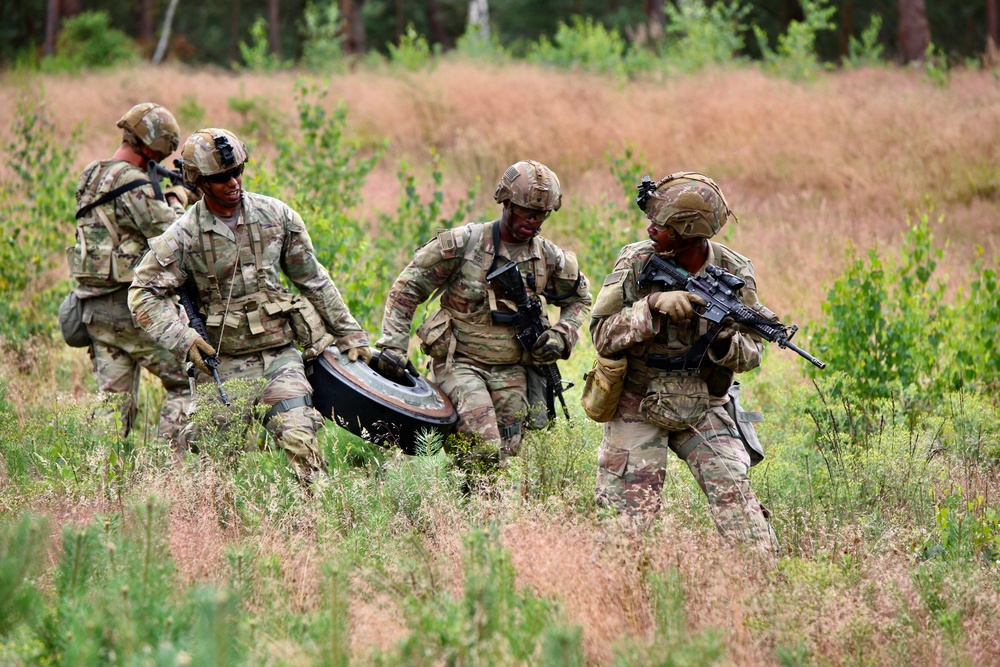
[
  {"left": 531, "top": 330, "right": 565, "bottom": 363},
  {"left": 649, "top": 291, "right": 706, "bottom": 323},
  {"left": 346, "top": 345, "right": 373, "bottom": 364},
  {"left": 187, "top": 337, "right": 216, "bottom": 376},
  {"left": 164, "top": 185, "right": 190, "bottom": 207}
]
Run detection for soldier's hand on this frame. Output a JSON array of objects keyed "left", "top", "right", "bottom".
[
  {"left": 711, "top": 318, "right": 740, "bottom": 354},
  {"left": 346, "top": 345, "right": 373, "bottom": 364},
  {"left": 531, "top": 330, "right": 565, "bottom": 363},
  {"left": 187, "top": 338, "right": 216, "bottom": 376},
  {"left": 376, "top": 347, "right": 415, "bottom": 380},
  {"left": 649, "top": 291, "right": 706, "bottom": 323},
  {"left": 164, "top": 185, "right": 190, "bottom": 207}
]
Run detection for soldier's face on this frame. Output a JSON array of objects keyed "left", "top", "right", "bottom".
[
  {"left": 648, "top": 221, "right": 692, "bottom": 255},
  {"left": 504, "top": 204, "right": 549, "bottom": 241},
  {"left": 201, "top": 165, "right": 244, "bottom": 213}
]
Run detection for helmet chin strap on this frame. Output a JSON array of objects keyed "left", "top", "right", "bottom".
[{"left": 198, "top": 180, "right": 242, "bottom": 212}]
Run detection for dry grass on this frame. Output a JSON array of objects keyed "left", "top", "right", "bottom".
[{"left": 3, "top": 62, "right": 998, "bottom": 319}]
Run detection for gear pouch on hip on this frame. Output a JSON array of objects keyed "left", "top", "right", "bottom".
[
  {"left": 416, "top": 307, "right": 453, "bottom": 360},
  {"left": 640, "top": 371, "right": 709, "bottom": 431},
  {"left": 288, "top": 295, "right": 332, "bottom": 360},
  {"left": 723, "top": 381, "right": 765, "bottom": 466},
  {"left": 580, "top": 354, "right": 628, "bottom": 423}
]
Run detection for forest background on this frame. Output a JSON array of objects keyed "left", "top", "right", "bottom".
[{"left": 2, "top": 1, "right": 1000, "bottom": 665}]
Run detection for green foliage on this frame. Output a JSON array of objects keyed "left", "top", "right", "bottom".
[
  {"left": 953, "top": 254, "right": 1000, "bottom": 390},
  {"left": 923, "top": 486, "right": 1000, "bottom": 564},
  {"left": 301, "top": 1, "right": 346, "bottom": 72},
  {"left": 662, "top": 0, "right": 749, "bottom": 72},
  {"left": 387, "top": 24, "right": 438, "bottom": 72},
  {"left": 0, "top": 515, "right": 46, "bottom": 637},
  {"left": 811, "top": 211, "right": 948, "bottom": 403},
  {"left": 924, "top": 43, "right": 951, "bottom": 87},
  {"left": 382, "top": 528, "right": 585, "bottom": 665},
  {"left": 527, "top": 16, "right": 629, "bottom": 76},
  {"left": 843, "top": 14, "right": 886, "bottom": 68},
  {"left": 753, "top": 0, "right": 837, "bottom": 80},
  {"left": 238, "top": 17, "right": 292, "bottom": 71},
  {"left": 454, "top": 24, "right": 511, "bottom": 62},
  {"left": 174, "top": 93, "right": 206, "bottom": 129},
  {"left": 0, "top": 98, "right": 78, "bottom": 340},
  {"left": 40, "top": 11, "right": 139, "bottom": 73}
]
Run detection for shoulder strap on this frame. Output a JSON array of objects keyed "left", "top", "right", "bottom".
[{"left": 75, "top": 179, "right": 151, "bottom": 220}]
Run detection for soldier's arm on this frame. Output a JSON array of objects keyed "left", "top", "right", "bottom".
[
  {"left": 280, "top": 209, "right": 368, "bottom": 350},
  {"left": 376, "top": 232, "right": 463, "bottom": 352},
  {"left": 128, "top": 232, "right": 201, "bottom": 363},
  {"left": 590, "top": 250, "right": 660, "bottom": 357},
  {"left": 544, "top": 247, "right": 592, "bottom": 358},
  {"left": 120, "top": 175, "right": 185, "bottom": 239}
]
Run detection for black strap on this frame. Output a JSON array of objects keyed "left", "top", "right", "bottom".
[
  {"left": 264, "top": 395, "right": 314, "bottom": 422},
  {"left": 146, "top": 161, "right": 165, "bottom": 201},
  {"left": 75, "top": 179, "right": 152, "bottom": 219}
]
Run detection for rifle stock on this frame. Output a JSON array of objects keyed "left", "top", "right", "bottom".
[{"left": 638, "top": 254, "right": 826, "bottom": 369}]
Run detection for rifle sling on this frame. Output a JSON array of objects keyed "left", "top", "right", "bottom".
[{"left": 75, "top": 179, "right": 151, "bottom": 219}]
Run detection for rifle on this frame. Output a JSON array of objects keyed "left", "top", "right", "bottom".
[
  {"left": 486, "top": 259, "right": 573, "bottom": 420},
  {"left": 147, "top": 158, "right": 197, "bottom": 193},
  {"left": 177, "top": 285, "right": 230, "bottom": 405},
  {"left": 638, "top": 254, "right": 826, "bottom": 369}
]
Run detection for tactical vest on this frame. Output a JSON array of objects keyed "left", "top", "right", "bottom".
[
  {"left": 198, "top": 212, "right": 297, "bottom": 356},
  {"left": 443, "top": 222, "right": 550, "bottom": 366},
  {"left": 68, "top": 161, "right": 153, "bottom": 288}
]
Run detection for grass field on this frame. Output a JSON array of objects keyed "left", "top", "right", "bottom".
[{"left": 1, "top": 61, "right": 999, "bottom": 665}]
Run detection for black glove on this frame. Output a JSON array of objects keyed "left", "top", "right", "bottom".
[{"left": 377, "top": 348, "right": 416, "bottom": 380}]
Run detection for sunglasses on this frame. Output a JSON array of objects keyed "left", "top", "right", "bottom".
[
  {"left": 205, "top": 164, "right": 244, "bottom": 184},
  {"left": 511, "top": 204, "right": 551, "bottom": 223}
]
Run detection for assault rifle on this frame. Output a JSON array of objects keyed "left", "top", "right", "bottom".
[
  {"left": 638, "top": 254, "right": 826, "bottom": 369},
  {"left": 178, "top": 285, "right": 230, "bottom": 405},
  {"left": 486, "top": 259, "right": 573, "bottom": 421},
  {"left": 147, "top": 159, "right": 197, "bottom": 193}
]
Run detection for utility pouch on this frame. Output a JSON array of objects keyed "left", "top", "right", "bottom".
[
  {"left": 640, "top": 371, "right": 709, "bottom": 431},
  {"left": 416, "top": 307, "right": 453, "bottom": 361},
  {"left": 580, "top": 355, "right": 628, "bottom": 423},
  {"left": 289, "top": 295, "right": 333, "bottom": 361},
  {"left": 723, "top": 381, "right": 765, "bottom": 466},
  {"left": 58, "top": 290, "right": 90, "bottom": 348}
]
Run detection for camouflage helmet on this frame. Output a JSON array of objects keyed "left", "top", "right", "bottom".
[
  {"left": 117, "top": 102, "right": 181, "bottom": 157},
  {"left": 635, "top": 171, "right": 736, "bottom": 239},
  {"left": 494, "top": 160, "right": 562, "bottom": 212},
  {"left": 180, "top": 128, "right": 249, "bottom": 187}
]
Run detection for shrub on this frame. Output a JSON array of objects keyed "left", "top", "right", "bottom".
[
  {"left": 238, "top": 17, "right": 292, "bottom": 71},
  {"left": 662, "top": 0, "right": 749, "bottom": 72},
  {"left": 40, "top": 11, "right": 139, "bottom": 73},
  {"left": 753, "top": 0, "right": 836, "bottom": 80},
  {"left": 843, "top": 14, "right": 886, "bottom": 68},
  {"left": 527, "top": 16, "right": 628, "bottom": 76},
  {"left": 301, "top": 1, "right": 346, "bottom": 72},
  {"left": 387, "top": 24, "right": 437, "bottom": 72}
]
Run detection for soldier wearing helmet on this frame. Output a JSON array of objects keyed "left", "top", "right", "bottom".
[
  {"left": 589, "top": 171, "right": 777, "bottom": 564},
  {"left": 376, "top": 160, "right": 591, "bottom": 483},
  {"left": 128, "top": 128, "right": 370, "bottom": 484},
  {"left": 66, "top": 102, "right": 192, "bottom": 442}
]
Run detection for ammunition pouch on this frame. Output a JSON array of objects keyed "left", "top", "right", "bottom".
[
  {"left": 58, "top": 290, "right": 90, "bottom": 348},
  {"left": 288, "top": 295, "right": 333, "bottom": 361},
  {"left": 204, "top": 290, "right": 296, "bottom": 355},
  {"left": 580, "top": 355, "right": 628, "bottom": 423},
  {"left": 416, "top": 307, "right": 454, "bottom": 361},
  {"left": 639, "top": 371, "right": 709, "bottom": 432}
]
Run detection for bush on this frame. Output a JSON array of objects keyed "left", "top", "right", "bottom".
[
  {"left": 753, "top": 0, "right": 836, "bottom": 80},
  {"left": 40, "top": 11, "right": 139, "bottom": 73},
  {"left": 238, "top": 17, "right": 292, "bottom": 71},
  {"left": 843, "top": 14, "right": 886, "bottom": 68},
  {"left": 387, "top": 24, "right": 437, "bottom": 72},
  {"left": 528, "top": 16, "right": 629, "bottom": 76},
  {"left": 662, "top": 0, "right": 749, "bottom": 72},
  {"left": 301, "top": 1, "right": 346, "bottom": 72}
]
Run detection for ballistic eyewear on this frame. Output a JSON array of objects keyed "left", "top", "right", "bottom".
[{"left": 206, "top": 164, "right": 244, "bottom": 184}]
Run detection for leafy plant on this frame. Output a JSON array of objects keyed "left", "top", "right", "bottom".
[
  {"left": 387, "top": 24, "right": 437, "bottom": 72},
  {"left": 662, "top": 0, "right": 749, "bottom": 72},
  {"left": 924, "top": 43, "right": 951, "bottom": 87},
  {"left": 301, "top": 1, "right": 346, "bottom": 72},
  {"left": 753, "top": 0, "right": 836, "bottom": 80},
  {"left": 528, "top": 16, "right": 628, "bottom": 76},
  {"left": 238, "top": 17, "right": 292, "bottom": 71},
  {"left": 844, "top": 14, "right": 886, "bottom": 68},
  {"left": 40, "top": 11, "right": 139, "bottom": 73},
  {"left": 454, "top": 24, "right": 510, "bottom": 62}
]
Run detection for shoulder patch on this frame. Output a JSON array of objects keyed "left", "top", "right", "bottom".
[
  {"left": 592, "top": 270, "right": 628, "bottom": 318},
  {"left": 561, "top": 250, "right": 580, "bottom": 280},
  {"left": 603, "top": 269, "right": 627, "bottom": 286},
  {"left": 148, "top": 234, "right": 179, "bottom": 267}
]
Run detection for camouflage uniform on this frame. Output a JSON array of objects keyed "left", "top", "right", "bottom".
[
  {"left": 129, "top": 191, "right": 367, "bottom": 480},
  {"left": 70, "top": 128, "right": 191, "bottom": 441},
  {"left": 592, "top": 173, "right": 777, "bottom": 560},
  {"left": 378, "top": 220, "right": 591, "bottom": 461}
]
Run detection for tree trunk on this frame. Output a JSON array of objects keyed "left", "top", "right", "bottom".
[
  {"left": 138, "top": 0, "right": 155, "bottom": 47},
  {"left": 268, "top": 0, "right": 280, "bottom": 56},
  {"left": 467, "top": 0, "right": 490, "bottom": 40},
  {"left": 989, "top": 0, "right": 999, "bottom": 49},
  {"left": 426, "top": 0, "right": 446, "bottom": 47},
  {"left": 44, "top": 0, "right": 60, "bottom": 56},
  {"left": 642, "top": 0, "right": 664, "bottom": 41},
  {"left": 898, "top": 0, "right": 931, "bottom": 63},
  {"left": 228, "top": 0, "right": 243, "bottom": 63},
  {"left": 840, "top": 0, "right": 853, "bottom": 58},
  {"left": 341, "top": 0, "right": 367, "bottom": 54},
  {"left": 152, "top": 0, "right": 181, "bottom": 64},
  {"left": 395, "top": 0, "right": 405, "bottom": 40}
]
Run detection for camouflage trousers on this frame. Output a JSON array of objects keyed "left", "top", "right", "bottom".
[
  {"left": 182, "top": 344, "right": 326, "bottom": 483},
  {"left": 83, "top": 291, "right": 190, "bottom": 442},
  {"left": 595, "top": 388, "right": 777, "bottom": 561},
  {"left": 431, "top": 356, "right": 528, "bottom": 463}
]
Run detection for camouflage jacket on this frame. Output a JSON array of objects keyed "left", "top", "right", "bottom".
[
  {"left": 129, "top": 192, "right": 367, "bottom": 361},
  {"left": 591, "top": 240, "right": 764, "bottom": 395},
  {"left": 71, "top": 159, "right": 185, "bottom": 299},
  {"left": 377, "top": 221, "right": 592, "bottom": 366}
]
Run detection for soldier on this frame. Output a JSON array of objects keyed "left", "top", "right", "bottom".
[
  {"left": 590, "top": 172, "right": 777, "bottom": 562},
  {"left": 68, "top": 102, "right": 192, "bottom": 441},
  {"left": 376, "top": 160, "right": 591, "bottom": 474},
  {"left": 128, "top": 128, "right": 370, "bottom": 484}
]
